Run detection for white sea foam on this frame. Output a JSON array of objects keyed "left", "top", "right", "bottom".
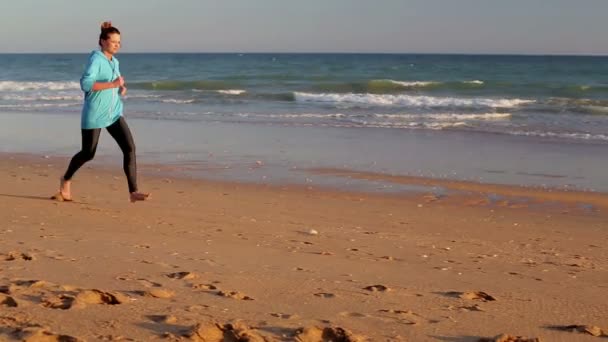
[
  {"left": 160, "top": 99, "right": 196, "bottom": 104},
  {"left": 385, "top": 80, "right": 439, "bottom": 87},
  {"left": 373, "top": 113, "right": 511, "bottom": 121},
  {"left": 383, "top": 79, "right": 483, "bottom": 87},
  {"left": 293, "top": 92, "right": 533, "bottom": 109},
  {"left": 346, "top": 119, "right": 471, "bottom": 130},
  {"left": 217, "top": 89, "right": 247, "bottom": 95},
  {"left": 126, "top": 94, "right": 162, "bottom": 99},
  {"left": 507, "top": 130, "right": 608, "bottom": 141},
  {"left": 236, "top": 112, "right": 509, "bottom": 121},
  {"left": 0, "top": 102, "right": 80, "bottom": 108},
  {"left": 0, "top": 81, "right": 80, "bottom": 91},
  {"left": 236, "top": 113, "right": 346, "bottom": 119},
  {"left": 0, "top": 94, "right": 81, "bottom": 101},
  {"left": 582, "top": 105, "right": 608, "bottom": 114}
]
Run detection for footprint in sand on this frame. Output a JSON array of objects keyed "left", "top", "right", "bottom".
[
  {"left": 0, "top": 293, "right": 18, "bottom": 307},
  {"left": 166, "top": 271, "right": 198, "bottom": 280},
  {"left": 43, "top": 289, "right": 128, "bottom": 309},
  {"left": 217, "top": 291, "right": 254, "bottom": 301},
  {"left": 48, "top": 254, "right": 77, "bottom": 261},
  {"left": 314, "top": 292, "right": 336, "bottom": 298},
  {"left": 379, "top": 309, "right": 413, "bottom": 315},
  {"left": 290, "top": 239, "right": 315, "bottom": 245},
  {"left": 479, "top": 334, "right": 541, "bottom": 342},
  {"left": 445, "top": 291, "right": 497, "bottom": 301},
  {"left": 378, "top": 309, "right": 420, "bottom": 325},
  {"left": 564, "top": 255, "right": 595, "bottom": 269},
  {"left": 75, "top": 289, "right": 129, "bottom": 305},
  {"left": 148, "top": 314, "right": 178, "bottom": 324},
  {"left": 339, "top": 312, "right": 368, "bottom": 318},
  {"left": 133, "top": 244, "right": 151, "bottom": 249},
  {"left": 136, "top": 279, "right": 162, "bottom": 288},
  {"left": 192, "top": 283, "right": 218, "bottom": 291},
  {"left": 551, "top": 325, "right": 605, "bottom": 337},
  {"left": 459, "top": 304, "right": 485, "bottom": 312},
  {"left": 295, "top": 326, "right": 363, "bottom": 342},
  {"left": 0, "top": 318, "right": 82, "bottom": 342},
  {"left": 42, "top": 294, "right": 76, "bottom": 310},
  {"left": 1, "top": 279, "right": 53, "bottom": 300},
  {"left": 139, "top": 289, "right": 175, "bottom": 299},
  {"left": 270, "top": 313, "right": 298, "bottom": 319},
  {"left": 4, "top": 252, "right": 35, "bottom": 261},
  {"left": 8, "top": 279, "right": 54, "bottom": 291},
  {"left": 95, "top": 334, "right": 136, "bottom": 341},
  {"left": 183, "top": 321, "right": 266, "bottom": 341},
  {"left": 363, "top": 285, "right": 390, "bottom": 292}
]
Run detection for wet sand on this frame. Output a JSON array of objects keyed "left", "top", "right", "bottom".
[{"left": 0, "top": 154, "right": 607, "bottom": 341}]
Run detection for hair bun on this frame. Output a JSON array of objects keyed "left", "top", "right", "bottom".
[{"left": 101, "top": 21, "right": 113, "bottom": 31}]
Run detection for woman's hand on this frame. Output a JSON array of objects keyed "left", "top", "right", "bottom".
[
  {"left": 113, "top": 76, "right": 125, "bottom": 88},
  {"left": 91, "top": 76, "right": 126, "bottom": 92},
  {"left": 119, "top": 86, "right": 127, "bottom": 96}
]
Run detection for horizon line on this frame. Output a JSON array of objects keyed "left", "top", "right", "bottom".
[{"left": 0, "top": 51, "right": 607, "bottom": 57}]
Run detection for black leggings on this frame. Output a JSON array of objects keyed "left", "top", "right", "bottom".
[{"left": 63, "top": 117, "right": 138, "bottom": 193}]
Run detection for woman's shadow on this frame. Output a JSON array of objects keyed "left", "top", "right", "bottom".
[{"left": 0, "top": 193, "right": 84, "bottom": 204}]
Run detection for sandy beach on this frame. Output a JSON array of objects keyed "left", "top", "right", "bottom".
[
  {"left": 0, "top": 153, "right": 606, "bottom": 341},
  {"left": 2, "top": 1, "right": 608, "bottom": 340}
]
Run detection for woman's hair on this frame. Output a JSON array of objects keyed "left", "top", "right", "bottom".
[{"left": 99, "top": 21, "right": 120, "bottom": 47}]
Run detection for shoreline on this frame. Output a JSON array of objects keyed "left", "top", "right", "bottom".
[
  {"left": 4, "top": 151, "right": 608, "bottom": 215},
  {"left": 1, "top": 152, "right": 606, "bottom": 341},
  {"left": 3, "top": 110, "right": 608, "bottom": 194}
]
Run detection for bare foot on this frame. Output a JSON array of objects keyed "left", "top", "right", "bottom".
[
  {"left": 58, "top": 178, "right": 73, "bottom": 201},
  {"left": 130, "top": 192, "right": 150, "bottom": 203}
]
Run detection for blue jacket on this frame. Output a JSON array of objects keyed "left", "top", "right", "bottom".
[{"left": 80, "top": 50, "right": 123, "bottom": 129}]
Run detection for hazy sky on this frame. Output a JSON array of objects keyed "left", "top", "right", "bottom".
[{"left": 2, "top": 0, "right": 607, "bottom": 54}]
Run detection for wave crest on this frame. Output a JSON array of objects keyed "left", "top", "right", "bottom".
[{"left": 293, "top": 92, "right": 533, "bottom": 109}]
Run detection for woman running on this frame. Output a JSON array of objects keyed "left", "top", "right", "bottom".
[{"left": 56, "top": 21, "right": 149, "bottom": 203}]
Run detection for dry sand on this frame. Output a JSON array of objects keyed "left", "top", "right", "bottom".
[{"left": 0, "top": 154, "right": 606, "bottom": 341}]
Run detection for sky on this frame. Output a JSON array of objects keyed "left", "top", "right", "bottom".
[{"left": 1, "top": 0, "right": 607, "bottom": 54}]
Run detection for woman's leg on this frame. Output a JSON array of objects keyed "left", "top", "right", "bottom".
[
  {"left": 60, "top": 128, "right": 101, "bottom": 199},
  {"left": 106, "top": 117, "right": 149, "bottom": 201}
]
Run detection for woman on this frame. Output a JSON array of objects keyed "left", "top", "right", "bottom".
[{"left": 55, "top": 21, "right": 149, "bottom": 202}]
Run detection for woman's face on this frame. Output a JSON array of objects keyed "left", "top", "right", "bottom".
[{"left": 101, "top": 33, "right": 121, "bottom": 55}]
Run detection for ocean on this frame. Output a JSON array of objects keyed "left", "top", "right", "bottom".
[{"left": 1, "top": 53, "right": 607, "bottom": 192}]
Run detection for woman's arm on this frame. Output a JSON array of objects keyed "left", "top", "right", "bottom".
[
  {"left": 91, "top": 77, "right": 124, "bottom": 91},
  {"left": 80, "top": 55, "right": 124, "bottom": 92}
]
